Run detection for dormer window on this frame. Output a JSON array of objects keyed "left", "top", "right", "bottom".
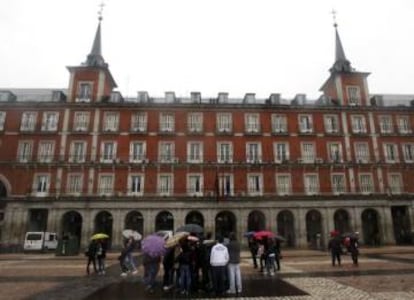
[
  {"left": 347, "top": 86, "right": 361, "bottom": 106},
  {"left": 0, "top": 111, "right": 6, "bottom": 130},
  {"left": 76, "top": 82, "right": 92, "bottom": 102}
]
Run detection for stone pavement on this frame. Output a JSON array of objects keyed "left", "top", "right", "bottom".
[{"left": 0, "top": 246, "right": 413, "bottom": 300}]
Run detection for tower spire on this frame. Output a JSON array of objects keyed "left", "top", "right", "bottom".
[
  {"left": 85, "top": 2, "right": 107, "bottom": 68},
  {"left": 330, "top": 10, "right": 352, "bottom": 73}
]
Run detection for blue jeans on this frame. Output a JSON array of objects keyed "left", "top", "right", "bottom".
[
  {"left": 179, "top": 264, "right": 192, "bottom": 292},
  {"left": 227, "top": 263, "right": 242, "bottom": 293},
  {"left": 143, "top": 262, "right": 159, "bottom": 288}
]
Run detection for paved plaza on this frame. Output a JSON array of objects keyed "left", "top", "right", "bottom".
[{"left": 0, "top": 246, "right": 413, "bottom": 300}]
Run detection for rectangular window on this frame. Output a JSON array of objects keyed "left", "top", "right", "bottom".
[
  {"left": 379, "top": 115, "right": 393, "bottom": 134},
  {"left": 347, "top": 86, "right": 361, "bottom": 105},
  {"left": 402, "top": 144, "right": 414, "bottom": 162},
  {"left": 77, "top": 82, "right": 92, "bottom": 102},
  {"left": 101, "top": 141, "right": 117, "bottom": 163},
  {"left": 299, "top": 115, "right": 313, "bottom": 133},
  {"left": 274, "top": 142, "right": 289, "bottom": 162},
  {"left": 103, "top": 112, "right": 119, "bottom": 132},
  {"left": 304, "top": 174, "right": 319, "bottom": 195},
  {"left": 160, "top": 113, "right": 175, "bottom": 132},
  {"left": 129, "top": 174, "right": 144, "bottom": 195},
  {"left": 129, "top": 141, "right": 146, "bottom": 162},
  {"left": 17, "top": 140, "right": 33, "bottom": 162},
  {"left": 73, "top": 112, "right": 90, "bottom": 132},
  {"left": 397, "top": 116, "right": 412, "bottom": 134},
  {"left": 131, "top": 112, "right": 147, "bottom": 132},
  {"left": 301, "top": 142, "right": 315, "bottom": 162},
  {"left": 0, "top": 111, "right": 6, "bottom": 130},
  {"left": 20, "top": 112, "right": 37, "bottom": 131},
  {"left": 246, "top": 142, "right": 262, "bottom": 163},
  {"left": 388, "top": 173, "right": 402, "bottom": 194},
  {"left": 159, "top": 142, "right": 174, "bottom": 162},
  {"left": 38, "top": 141, "right": 55, "bottom": 162},
  {"left": 351, "top": 115, "right": 367, "bottom": 133},
  {"left": 324, "top": 114, "right": 339, "bottom": 133},
  {"left": 383, "top": 143, "right": 399, "bottom": 162},
  {"left": 188, "top": 113, "right": 203, "bottom": 133},
  {"left": 271, "top": 114, "right": 287, "bottom": 133},
  {"left": 217, "top": 142, "right": 233, "bottom": 163},
  {"left": 276, "top": 174, "right": 291, "bottom": 195},
  {"left": 217, "top": 113, "right": 232, "bottom": 133},
  {"left": 218, "top": 174, "right": 233, "bottom": 196},
  {"left": 158, "top": 174, "right": 173, "bottom": 196},
  {"left": 187, "top": 142, "right": 203, "bottom": 163},
  {"left": 247, "top": 174, "right": 263, "bottom": 196},
  {"left": 41, "top": 112, "right": 59, "bottom": 132},
  {"left": 245, "top": 113, "right": 260, "bottom": 133},
  {"left": 331, "top": 173, "right": 346, "bottom": 194},
  {"left": 355, "top": 142, "right": 370, "bottom": 162},
  {"left": 328, "top": 143, "right": 343, "bottom": 163},
  {"left": 359, "top": 174, "right": 374, "bottom": 194},
  {"left": 188, "top": 174, "right": 203, "bottom": 196},
  {"left": 34, "top": 174, "right": 50, "bottom": 195},
  {"left": 70, "top": 141, "right": 86, "bottom": 163},
  {"left": 98, "top": 174, "right": 114, "bottom": 195},
  {"left": 67, "top": 174, "right": 83, "bottom": 194}
]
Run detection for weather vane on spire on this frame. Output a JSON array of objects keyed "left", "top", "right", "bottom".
[
  {"left": 98, "top": 1, "right": 105, "bottom": 22},
  {"left": 331, "top": 9, "right": 338, "bottom": 27}
]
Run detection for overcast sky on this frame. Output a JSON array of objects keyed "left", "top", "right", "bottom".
[{"left": 1, "top": 0, "right": 413, "bottom": 99}]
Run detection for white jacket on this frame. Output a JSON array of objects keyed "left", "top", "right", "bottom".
[{"left": 210, "top": 243, "right": 229, "bottom": 266}]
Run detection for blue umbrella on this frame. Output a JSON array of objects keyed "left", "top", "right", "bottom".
[
  {"left": 243, "top": 231, "right": 256, "bottom": 238},
  {"left": 141, "top": 234, "right": 166, "bottom": 258}
]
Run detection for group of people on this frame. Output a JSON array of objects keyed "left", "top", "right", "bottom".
[
  {"left": 248, "top": 236, "right": 282, "bottom": 276},
  {"left": 85, "top": 239, "right": 107, "bottom": 275},
  {"left": 328, "top": 232, "right": 360, "bottom": 266},
  {"left": 154, "top": 232, "right": 242, "bottom": 297}
]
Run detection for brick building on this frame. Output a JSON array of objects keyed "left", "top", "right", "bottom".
[{"left": 0, "top": 19, "right": 413, "bottom": 250}]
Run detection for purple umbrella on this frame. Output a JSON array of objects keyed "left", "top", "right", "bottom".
[{"left": 141, "top": 234, "right": 166, "bottom": 258}]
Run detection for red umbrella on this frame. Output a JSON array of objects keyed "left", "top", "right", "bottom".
[
  {"left": 253, "top": 230, "right": 275, "bottom": 240},
  {"left": 330, "top": 230, "right": 340, "bottom": 237}
]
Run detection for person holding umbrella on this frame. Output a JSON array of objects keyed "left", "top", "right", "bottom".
[
  {"left": 119, "top": 237, "right": 138, "bottom": 276},
  {"left": 141, "top": 234, "right": 166, "bottom": 293},
  {"left": 85, "top": 239, "right": 98, "bottom": 275}
]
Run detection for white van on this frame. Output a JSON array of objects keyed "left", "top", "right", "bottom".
[{"left": 23, "top": 232, "right": 58, "bottom": 251}]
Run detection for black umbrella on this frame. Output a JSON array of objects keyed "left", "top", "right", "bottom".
[{"left": 176, "top": 223, "right": 204, "bottom": 234}]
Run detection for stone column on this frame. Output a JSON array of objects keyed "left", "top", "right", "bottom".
[
  {"left": 112, "top": 209, "right": 123, "bottom": 248},
  {"left": 81, "top": 210, "right": 93, "bottom": 249},
  {"left": 145, "top": 209, "right": 155, "bottom": 235},
  {"left": 381, "top": 207, "right": 395, "bottom": 245},
  {"left": 296, "top": 208, "right": 307, "bottom": 248}
]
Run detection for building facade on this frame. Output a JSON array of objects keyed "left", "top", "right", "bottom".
[{"left": 0, "top": 20, "right": 413, "bottom": 250}]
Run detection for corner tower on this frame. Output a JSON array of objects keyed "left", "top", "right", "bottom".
[
  {"left": 66, "top": 11, "right": 117, "bottom": 103},
  {"left": 320, "top": 18, "right": 370, "bottom": 106}
]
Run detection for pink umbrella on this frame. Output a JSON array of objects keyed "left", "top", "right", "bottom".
[
  {"left": 253, "top": 230, "right": 275, "bottom": 240},
  {"left": 141, "top": 234, "right": 166, "bottom": 258}
]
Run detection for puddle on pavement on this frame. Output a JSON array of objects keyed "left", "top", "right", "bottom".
[{"left": 84, "top": 277, "right": 308, "bottom": 299}]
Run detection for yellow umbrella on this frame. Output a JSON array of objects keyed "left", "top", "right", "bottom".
[
  {"left": 165, "top": 231, "right": 189, "bottom": 248},
  {"left": 91, "top": 233, "right": 109, "bottom": 240}
]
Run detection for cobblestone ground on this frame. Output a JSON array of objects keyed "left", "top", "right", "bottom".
[{"left": 0, "top": 246, "right": 413, "bottom": 300}]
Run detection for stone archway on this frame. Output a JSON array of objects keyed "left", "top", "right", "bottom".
[
  {"left": 306, "top": 209, "right": 323, "bottom": 249},
  {"left": 361, "top": 209, "right": 380, "bottom": 246},
  {"left": 155, "top": 211, "right": 174, "bottom": 232},
  {"left": 391, "top": 206, "right": 412, "bottom": 245},
  {"left": 247, "top": 210, "right": 266, "bottom": 232},
  {"left": 334, "top": 209, "right": 351, "bottom": 234},
  {"left": 94, "top": 211, "right": 113, "bottom": 248},
  {"left": 185, "top": 211, "right": 204, "bottom": 228},
  {"left": 125, "top": 211, "right": 144, "bottom": 234},
  {"left": 215, "top": 211, "right": 236, "bottom": 239},
  {"left": 28, "top": 209, "right": 48, "bottom": 232},
  {"left": 277, "top": 210, "right": 295, "bottom": 247},
  {"left": 61, "top": 211, "right": 82, "bottom": 250}
]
